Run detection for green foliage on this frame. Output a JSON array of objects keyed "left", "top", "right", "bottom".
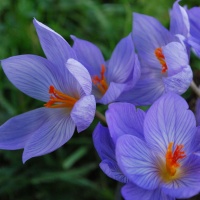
[{"left": 0, "top": 0, "right": 200, "bottom": 199}]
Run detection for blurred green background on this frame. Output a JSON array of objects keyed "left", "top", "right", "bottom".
[{"left": 0, "top": 0, "right": 200, "bottom": 199}]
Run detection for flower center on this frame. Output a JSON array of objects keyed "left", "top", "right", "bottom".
[
  {"left": 92, "top": 64, "right": 108, "bottom": 95},
  {"left": 165, "top": 142, "right": 186, "bottom": 177},
  {"left": 154, "top": 47, "right": 168, "bottom": 74},
  {"left": 44, "top": 85, "right": 78, "bottom": 108}
]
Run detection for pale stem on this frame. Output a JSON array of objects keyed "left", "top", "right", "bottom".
[
  {"left": 95, "top": 110, "right": 107, "bottom": 124},
  {"left": 190, "top": 80, "right": 200, "bottom": 97}
]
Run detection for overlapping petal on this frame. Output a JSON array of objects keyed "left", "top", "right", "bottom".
[
  {"left": 106, "top": 34, "right": 135, "bottom": 83},
  {"left": 71, "top": 35, "right": 105, "bottom": 76},
  {"left": 93, "top": 123, "right": 127, "bottom": 183},
  {"left": 1, "top": 55, "right": 60, "bottom": 102},
  {"left": 106, "top": 102, "right": 145, "bottom": 143},
  {"left": 71, "top": 95, "right": 95, "bottom": 133},
  {"left": 116, "top": 135, "right": 161, "bottom": 190},
  {"left": 23, "top": 108, "right": 75, "bottom": 162},
  {"left": 170, "top": 0, "right": 189, "bottom": 37},
  {"left": 144, "top": 92, "right": 196, "bottom": 155},
  {"left": 0, "top": 108, "right": 52, "bottom": 150}
]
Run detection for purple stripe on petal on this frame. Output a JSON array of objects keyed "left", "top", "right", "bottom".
[
  {"left": 106, "top": 102, "right": 145, "bottom": 144},
  {"left": 0, "top": 107, "right": 52, "bottom": 150},
  {"left": 71, "top": 95, "right": 96, "bottom": 132},
  {"left": 116, "top": 135, "right": 161, "bottom": 190},
  {"left": 23, "top": 108, "right": 75, "bottom": 163},
  {"left": 1, "top": 55, "right": 60, "bottom": 102}
]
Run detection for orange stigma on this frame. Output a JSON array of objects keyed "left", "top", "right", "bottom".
[
  {"left": 165, "top": 142, "right": 186, "bottom": 177},
  {"left": 44, "top": 85, "right": 78, "bottom": 108},
  {"left": 155, "top": 48, "right": 168, "bottom": 74},
  {"left": 92, "top": 64, "right": 108, "bottom": 95}
]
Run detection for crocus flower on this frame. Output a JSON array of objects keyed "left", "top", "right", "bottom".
[
  {"left": 71, "top": 34, "right": 140, "bottom": 105},
  {"left": 115, "top": 92, "right": 200, "bottom": 199},
  {"left": 0, "top": 19, "right": 96, "bottom": 163},
  {"left": 187, "top": 7, "right": 200, "bottom": 57},
  {"left": 93, "top": 103, "right": 145, "bottom": 183},
  {"left": 117, "top": 13, "right": 192, "bottom": 106}
]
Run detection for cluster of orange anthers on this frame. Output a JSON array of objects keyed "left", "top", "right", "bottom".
[
  {"left": 92, "top": 64, "right": 108, "bottom": 95},
  {"left": 44, "top": 85, "right": 77, "bottom": 108},
  {"left": 165, "top": 142, "right": 186, "bottom": 176},
  {"left": 155, "top": 47, "right": 168, "bottom": 74}
]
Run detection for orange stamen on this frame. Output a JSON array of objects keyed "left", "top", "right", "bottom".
[
  {"left": 155, "top": 48, "right": 168, "bottom": 74},
  {"left": 44, "top": 85, "right": 78, "bottom": 108},
  {"left": 165, "top": 142, "right": 186, "bottom": 176},
  {"left": 92, "top": 64, "right": 108, "bottom": 95}
]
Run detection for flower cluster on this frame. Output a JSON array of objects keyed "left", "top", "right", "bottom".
[{"left": 0, "top": 0, "right": 200, "bottom": 199}]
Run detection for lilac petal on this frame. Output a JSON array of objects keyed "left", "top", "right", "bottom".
[
  {"left": 98, "top": 82, "right": 127, "bottom": 105},
  {"left": 71, "top": 35, "right": 105, "bottom": 76},
  {"left": 117, "top": 78, "right": 164, "bottom": 106},
  {"left": 107, "top": 34, "right": 136, "bottom": 83},
  {"left": 1, "top": 55, "right": 60, "bottom": 102},
  {"left": 33, "top": 19, "right": 76, "bottom": 69},
  {"left": 162, "top": 42, "right": 189, "bottom": 76},
  {"left": 0, "top": 108, "right": 53, "bottom": 150},
  {"left": 106, "top": 102, "right": 145, "bottom": 144},
  {"left": 122, "top": 183, "right": 175, "bottom": 200},
  {"left": 130, "top": 54, "right": 141, "bottom": 86},
  {"left": 93, "top": 123, "right": 128, "bottom": 183},
  {"left": 170, "top": 0, "right": 189, "bottom": 37},
  {"left": 116, "top": 135, "right": 161, "bottom": 190},
  {"left": 66, "top": 58, "right": 92, "bottom": 96},
  {"left": 163, "top": 65, "right": 192, "bottom": 95},
  {"left": 23, "top": 108, "right": 75, "bottom": 163},
  {"left": 187, "top": 36, "right": 200, "bottom": 58},
  {"left": 144, "top": 92, "right": 196, "bottom": 155},
  {"left": 71, "top": 95, "right": 96, "bottom": 133},
  {"left": 132, "top": 13, "right": 175, "bottom": 68}
]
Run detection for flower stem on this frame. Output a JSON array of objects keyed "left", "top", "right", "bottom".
[
  {"left": 95, "top": 110, "right": 107, "bottom": 124},
  {"left": 190, "top": 80, "right": 200, "bottom": 97}
]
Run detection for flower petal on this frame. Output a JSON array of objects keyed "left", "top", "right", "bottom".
[
  {"left": 23, "top": 108, "right": 75, "bottom": 162},
  {"left": 71, "top": 35, "right": 105, "bottom": 76},
  {"left": 33, "top": 19, "right": 76, "bottom": 69},
  {"left": 106, "top": 102, "right": 145, "bottom": 144},
  {"left": 98, "top": 82, "right": 127, "bottom": 105},
  {"left": 144, "top": 92, "right": 196, "bottom": 155},
  {"left": 117, "top": 78, "right": 164, "bottom": 106},
  {"left": 122, "top": 183, "right": 175, "bottom": 200},
  {"left": 1, "top": 55, "right": 60, "bottom": 102},
  {"left": 0, "top": 108, "right": 52, "bottom": 150},
  {"left": 107, "top": 34, "right": 136, "bottom": 83},
  {"left": 116, "top": 135, "right": 161, "bottom": 189},
  {"left": 170, "top": 0, "right": 189, "bottom": 37},
  {"left": 66, "top": 58, "right": 92, "bottom": 96},
  {"left": 71, "top": 95, "right": 96, "bottom": 132},
  {"left": 93, "top": 123, "right": 127, "bottom": 183}
]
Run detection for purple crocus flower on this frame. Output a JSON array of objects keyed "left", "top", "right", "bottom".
[
  {"left": 115, "top": 92, "right": 200, "bottom": 199},
  {"left": 117, "top": 13, "right": 192, "bottom": 106},
  {"left": 93, "top": 103, "right": 145, "bottom": 183},
  {"left": 71, "top": 34, "right": 140, "bottom": 105},
  {"left": 187, "top": 7, "right": 200, "bottom": 57},
  {"left": 0, "top": 19, "right": 96, "bottom": 163}
]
